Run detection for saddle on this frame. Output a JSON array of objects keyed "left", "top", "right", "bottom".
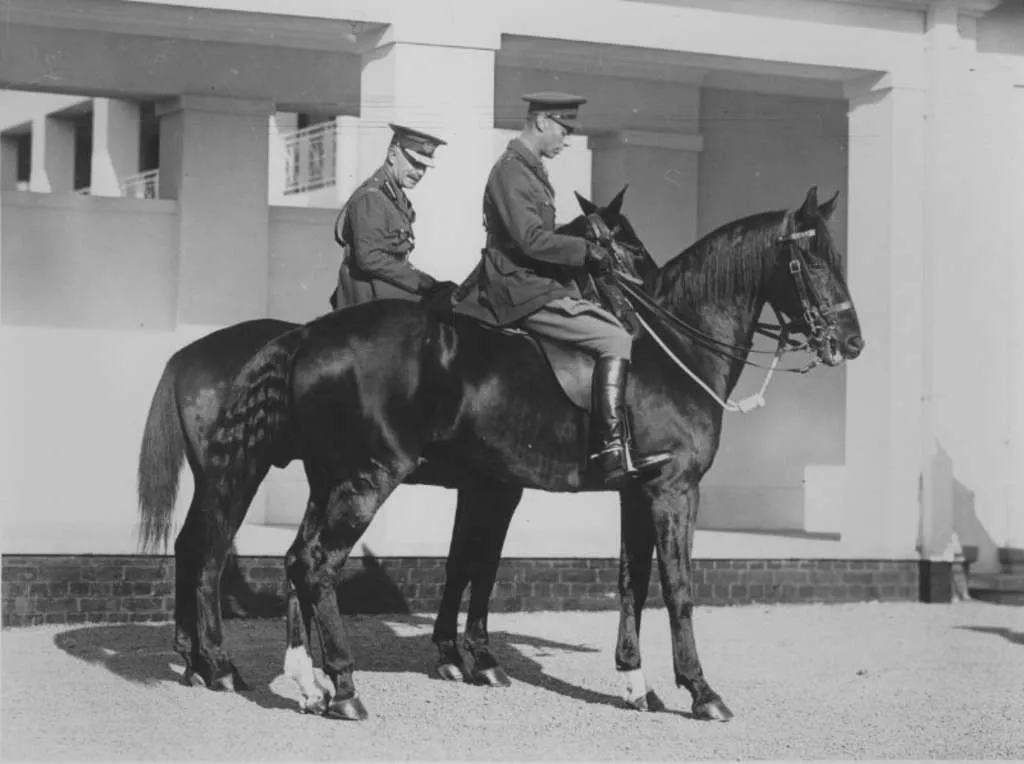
[{"left": 454, "top": 272, "right": 642, "bottom": 413}]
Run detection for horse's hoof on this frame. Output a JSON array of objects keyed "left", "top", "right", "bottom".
[
  {"left": 693, "top": 697, "right": 734, "bottom": 722},
  {"left": 209, "top": 666, "right": 249, "bottom": 693},
  {"left": 210, "top": 673, "right": 238, "bottom": 693},
  {"left": 472, "top": 666, "right": 511, "bottom": 687},
  {"left": 626, "top": 690, "right": 666, "bottom": 712},
  {"left": 325, "top": 695, "right": 369, "bottom": 721},
  {"left": 300, "top": 694, "right": 330, "bottom": 716},
  {"left": 181, "top": 669, "right": 207, "bottom": 688},
  {"left": 436, "top": 662, "right": 465, "bottom": 682}
]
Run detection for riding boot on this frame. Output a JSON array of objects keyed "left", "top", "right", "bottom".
[{"left": 588, "top": 357, "right": 672, "bottom": 487}]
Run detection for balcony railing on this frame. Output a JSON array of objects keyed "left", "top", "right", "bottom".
[
  {"left": 283, "top": 122, "right": 337, "bottom": 195},
  {"left": 120, "top": 169, "right": 160, "bottom": 200}
]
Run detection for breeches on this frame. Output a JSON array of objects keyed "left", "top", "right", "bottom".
[{"left": 519, "top": 296, "right": 632, "bottom": 360}]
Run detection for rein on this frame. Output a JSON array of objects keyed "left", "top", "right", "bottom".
[{"left": 594, "top": 218, "right": 838, "bottom": 414}]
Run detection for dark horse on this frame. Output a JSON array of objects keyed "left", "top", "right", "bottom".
[{"left": 137, "top": 185, "right": 862, "bottom": 721}]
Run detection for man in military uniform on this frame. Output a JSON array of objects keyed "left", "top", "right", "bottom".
[
  {"left": 470, "top": 92, "right": 671, "bottom": 486},
  {"left": 330, "top": 123, "right": 458, "bottom": 311}
]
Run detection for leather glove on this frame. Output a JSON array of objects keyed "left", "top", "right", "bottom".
[
  {"left": 585, "top": 242, "right": 614, "bottom": 276},
  {"left": 420, "top": 280, "right": 460, "bottom": 316}
]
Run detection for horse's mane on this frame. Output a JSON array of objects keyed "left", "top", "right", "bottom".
[{"left": 652, "top": 211, "right": 790, "bottom": 306}]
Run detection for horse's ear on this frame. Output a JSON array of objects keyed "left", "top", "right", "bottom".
[
  {"left": 575, "top": 191, "right": 598, "bottom": 215},
  {"left": 799, "top": 186, "right": 820, "bottom": 218},
  {"left": 606, "top": 185, "right": 629, "bottom": 218},
  {"left": 818, "top": 190, "right": 840, "bottom": 222}
]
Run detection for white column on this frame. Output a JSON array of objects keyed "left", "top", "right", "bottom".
[
  {"left": 1006, "top": 78, "right": 1024, "bottom": 550},
  {"left": 357, "top": 9, "right": 499, "bottom": 282},
  {"left": 89, "top": 98, "right": 140, "bottom": 197},
  {"left": 28, "top": 115, "right": 75, "bottom": 193},
  {"left": 588, "top": 131, "right": 703, "bottom": 266},
  {"left": 156, "top": 95, "right": 274, "bottom": 325},
  {"left": 267, "top": 112, "right": 301, "bottom": 206},
  {"left": 842, "top": 73, "right": 927, "bottom": 558},
  {"left": 333, "top": 115, "right": 361, "bottom": 206},
  {"left": 0, "top": 135, "right": 19, "bottom": 190}
]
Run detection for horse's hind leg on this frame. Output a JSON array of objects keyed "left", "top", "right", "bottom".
[
  {"left": 287, "top": 463, "right": 408, "bottom": 720},
  {"left": 282, "top": 481, "right": 335, "bottom": 714},
  {"left": 448, "top": 481, "right": 522, "bottom": 687},
  {"left": 184, "top": 479, "right": 262, "bottom": 692},
  {"left": 173, "top": 486, "right": 212, "bottom": 687}
]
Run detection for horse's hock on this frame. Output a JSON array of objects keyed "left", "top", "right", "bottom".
[{"left": 1, "top": 554, "right": 926, "bottom": 627}]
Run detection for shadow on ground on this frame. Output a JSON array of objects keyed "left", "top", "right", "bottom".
[
  {"left": 49, "top": 548, "right": 631, "bottom": 714},
  {"left": 956, "top": 625, "right": 1024, "bottom": 647},
  {"left": 51, "top": 615, "right": 625, "bottom": 715}
]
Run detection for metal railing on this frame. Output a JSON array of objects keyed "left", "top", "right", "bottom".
[
  {"left": 282, "top": 122, "right": 337, "bottom": 194},
  {"left": 120, "top": 169, "right": 160, "bottom": 199}
]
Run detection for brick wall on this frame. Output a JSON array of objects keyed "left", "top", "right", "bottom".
[{"left": 2, "top": 555, "right": 922, "bottom": 628}]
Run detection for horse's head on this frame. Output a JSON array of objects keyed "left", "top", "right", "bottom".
[
  {"left": 769, "top": 186, "right": 863, "bottom": 366},
  {"left": 572, "top": 187, "right": 658, "bottom": 284}
]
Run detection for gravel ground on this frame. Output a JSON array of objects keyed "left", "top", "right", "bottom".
[{"left": 2, "top": 601, "right": 1022, "bottom": 761}]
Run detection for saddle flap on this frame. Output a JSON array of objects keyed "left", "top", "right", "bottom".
[
  {"left": 535, "top": 337, "right": 594, "bottom": 413},
  {"left": 468, "top": 323, "right": 594, "bottom": 412}
]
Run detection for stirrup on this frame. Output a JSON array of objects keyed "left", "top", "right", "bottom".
[
  {"left": 588, "top": 441, "right": 635, "bottom": 487},
  {"left": 620, "top": 407, "right": 673, "bottom": 475}
]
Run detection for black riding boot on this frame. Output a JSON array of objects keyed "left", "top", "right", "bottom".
[{"left": 588, "top": 357, "right": 672, "bottom": 487}]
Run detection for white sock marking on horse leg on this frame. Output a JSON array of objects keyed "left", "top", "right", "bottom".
[
  {"left": 622, "top": 668, "right": 647, "bottom": 704},
  {"left": 284, "top": 645, "right": 325, "bottom": 709}
]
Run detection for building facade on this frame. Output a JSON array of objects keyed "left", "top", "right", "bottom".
[{"left": 2, "top": 0, "right": 1022, "bottom": 622}]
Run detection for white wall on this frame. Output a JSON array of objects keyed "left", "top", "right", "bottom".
[
  {"left": 697, "top": 88, "right": 849, "bottom": 532},
  {"left": 1, "top": 193, "right": 178, "bottom": 329},
  {"left": 267, "top": 207, "right": 338, "bottom": 323}
]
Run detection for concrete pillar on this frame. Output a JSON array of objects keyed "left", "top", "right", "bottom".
[
  {"left": 919, "top": 3, "right": 965, "bottom": 563},
  {"left": 156, "top": 95, "right": 274, "bottom": 325},
  {"left": 357, "top": 9, "right": 499, "bottom": 282},
  {"left": 589, "top": 131, "right": 703, "bottom": 267},
  {"left": 1, "top": 135, "right": 19, "bottom": 190},
  {"left": 28, "top": 115, "right": 75, "bottom": 193},
  {"left": 333, "top": 115, "right": 361, "bottom": 207},
  {"left": 842, "top": 73, "right": 927, "bottom": 558},
  {"left": 89, "top": 98, "right": 140, "bottom": 197},
  {"left": 1006, "top": 80, "right": 1024, "bottom": 551}
]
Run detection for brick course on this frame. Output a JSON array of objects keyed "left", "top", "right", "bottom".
[{"left": 2, "top": 554, "right": 922, "bottom": 628}]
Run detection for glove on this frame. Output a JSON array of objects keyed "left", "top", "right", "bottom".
[
  {"left": 420, "top": 280, "right": 460, "bottom": 316},
  {"left": 585, "top": 242, "right": 614, "bottom": 276}
]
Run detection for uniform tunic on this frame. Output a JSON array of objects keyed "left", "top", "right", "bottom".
[
  {"left": 456, "top": 137, "right": 631, "bottom": 359},
  {"left": 330, "top": 165, "right": 437, "bottom": 309}
]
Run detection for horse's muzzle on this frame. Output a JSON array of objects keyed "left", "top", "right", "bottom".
[{"left": 844, "top": 334, "right": 865, "bottom": 360}]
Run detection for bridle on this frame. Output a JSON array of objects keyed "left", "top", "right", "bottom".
[
  {"left": 583, "top": 212, "right": 851, "bottom": 413},
  {"left": 773, "top": 228, "right": 853, "bottom": 362}
]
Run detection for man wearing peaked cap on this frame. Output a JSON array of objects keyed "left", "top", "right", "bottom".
[
  {"left": 454, "top": 91, "right": 671, "bottom": 487},
  {"left": 329, "top": 123, "right": 459, "bottom": 311}
]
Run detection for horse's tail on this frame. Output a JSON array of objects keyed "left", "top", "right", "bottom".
[
  {"left": 206, "top": 327, "right": 306, "bottom": 502},
  {"left": 137, "top": 356, "right": 187, "bottom": 554}
]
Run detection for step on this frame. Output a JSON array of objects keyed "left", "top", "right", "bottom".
[
  {"left": 998, "top": 547, "right": 1024, "bottom": 573},
  {"left": 968, "top": 572, "right": 1024, "bottom": 606},
  {"left": 970, "top": 572, "right": 1024, "bottom": 591}
]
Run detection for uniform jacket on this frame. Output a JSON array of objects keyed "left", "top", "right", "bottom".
[
  {"left": 330, "top": 165, "right": 437, "bottom": 309},
  {"left": 470, "top": 138, "right": 590, "bottom": 325}
]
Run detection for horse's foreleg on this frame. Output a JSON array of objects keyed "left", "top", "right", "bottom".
[
  {"left": 432, "top": 487, "right": 475, "bottom": 682},
  {"left": 652, "top": 484, "right": 733, "bottom": 721},
  {"left": 459, "top": 482, "right": 523, "bottom": 687},
  {"left": 616, "top": 483, "right": 662, "bottom": 711}
]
